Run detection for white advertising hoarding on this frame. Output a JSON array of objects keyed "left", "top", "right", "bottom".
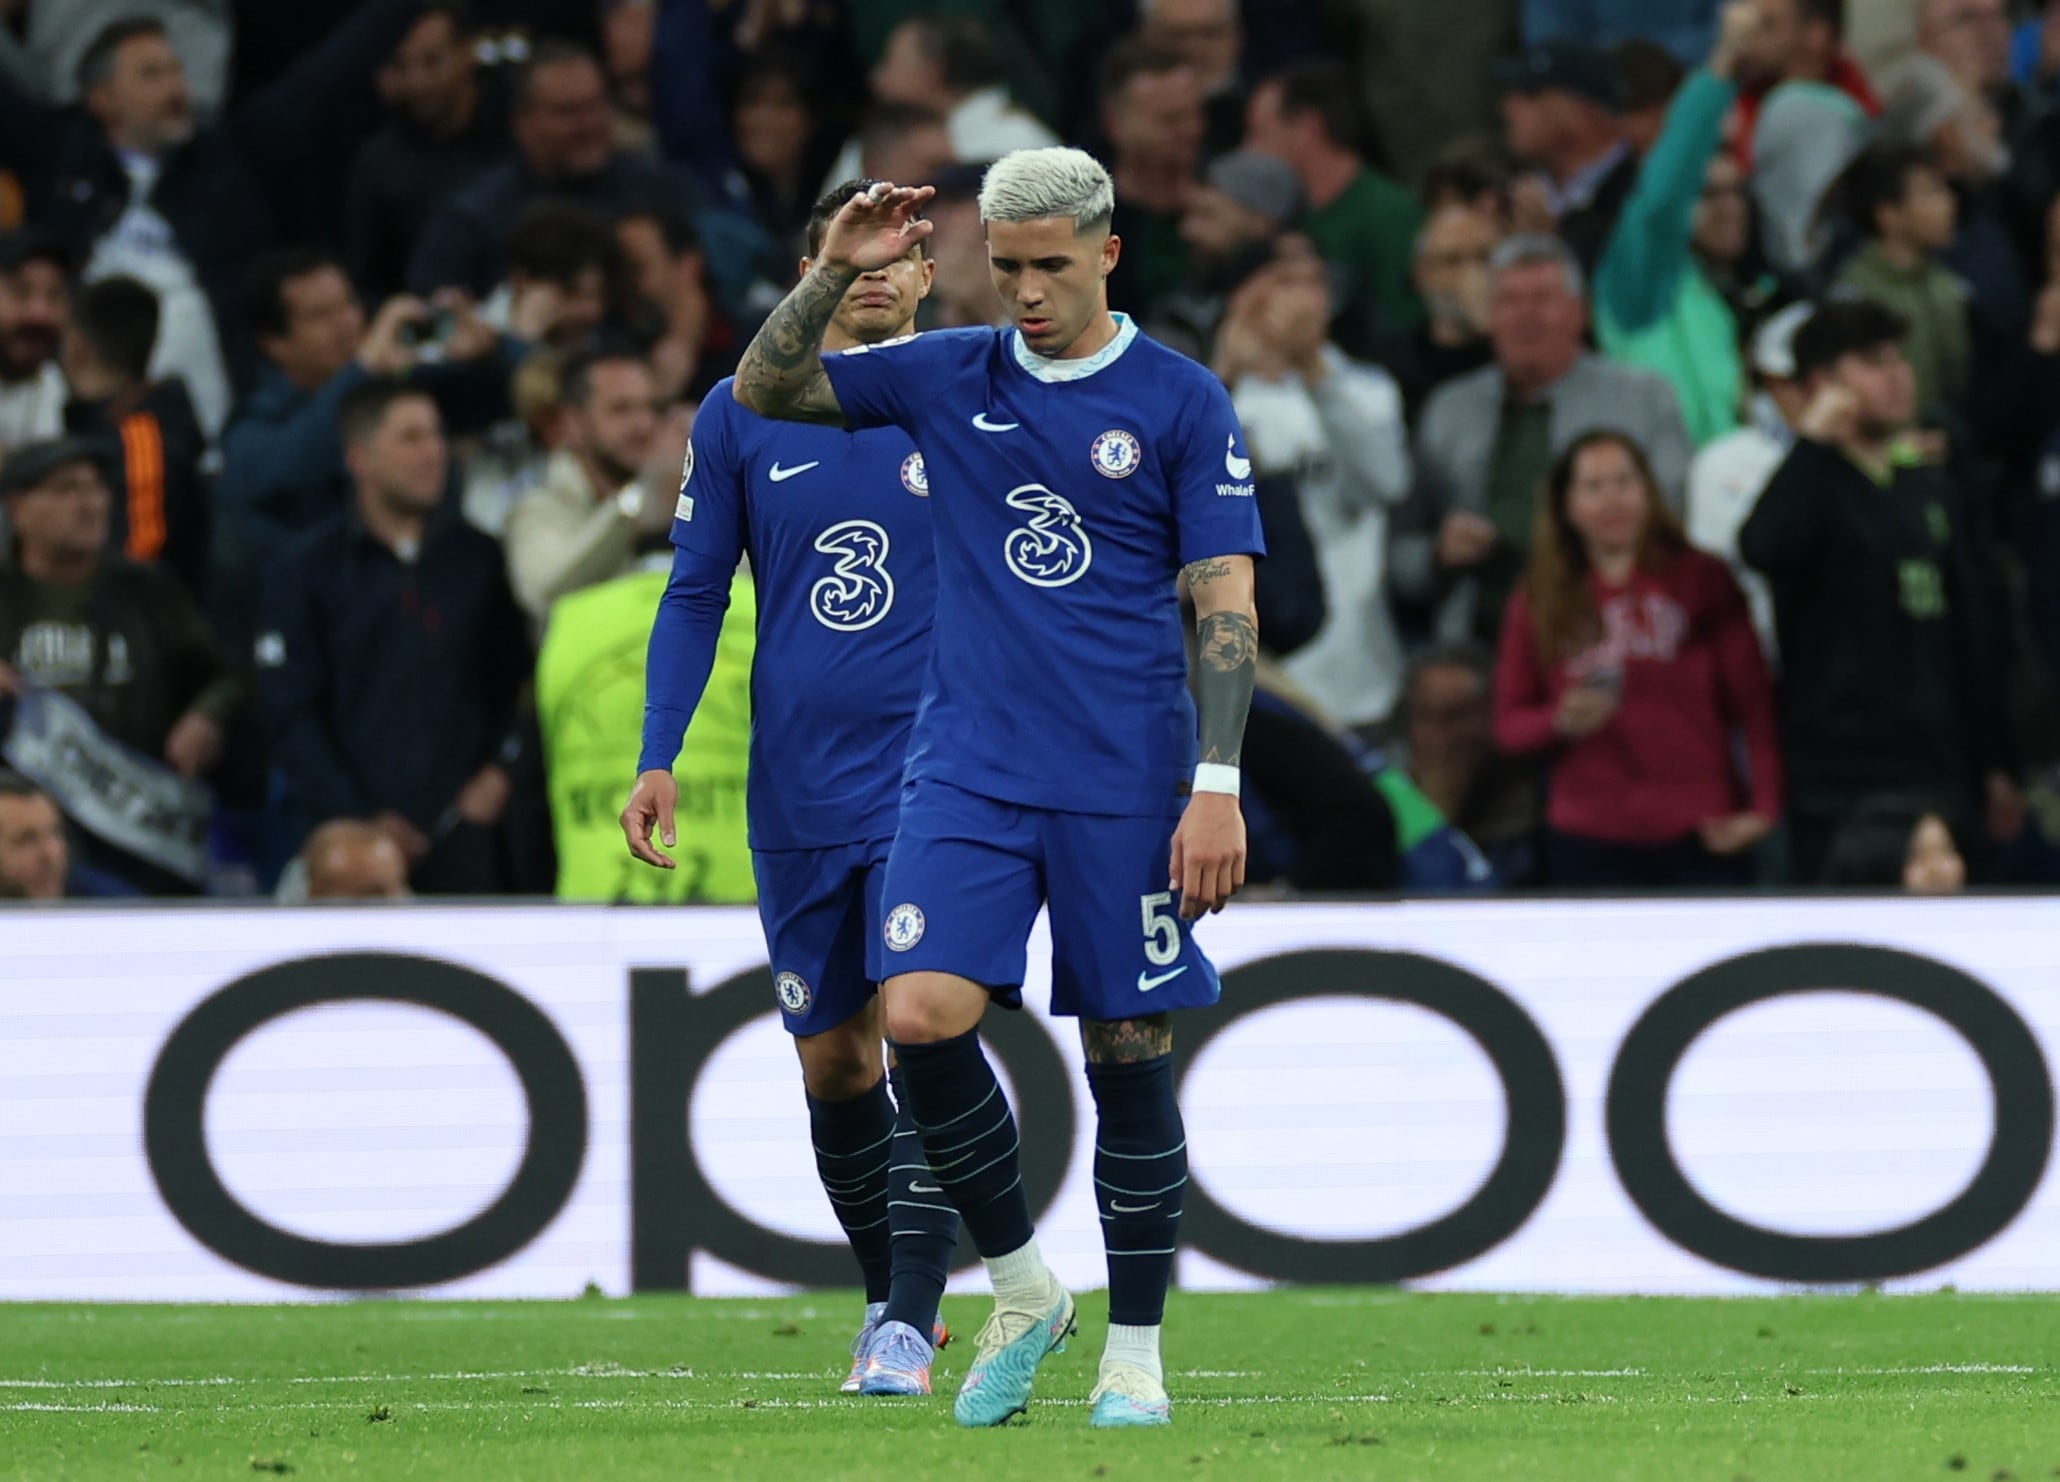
[{"left": 0, "top": 898, "right": 2054, "bottom": 1300}]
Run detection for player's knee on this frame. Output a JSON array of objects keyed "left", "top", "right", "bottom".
[
  {"left": 795, "top": 1024, "right": 881, "bottom": 1101},
  {"left": 881, "top": 972, "right": 985, "bottom": 1046}
]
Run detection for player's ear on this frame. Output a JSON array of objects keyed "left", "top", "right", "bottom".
[
  {"left": 916, "top": 255, "right": 937, "bottom": 297},
  {"left": 797, "top": 255, "right": 814, "bottom": 279},
  {"left": 1102, "top": 233, "right": 1122, "bottom": 278}
]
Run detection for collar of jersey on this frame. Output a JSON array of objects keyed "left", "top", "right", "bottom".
[{"left": 1008, "top": 312, "right": 1137, "bottom": 383}]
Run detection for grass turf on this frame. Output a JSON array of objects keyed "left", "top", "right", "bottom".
[{"left": 1, "top": 1290, "right": 2056, "bottom": 1480}]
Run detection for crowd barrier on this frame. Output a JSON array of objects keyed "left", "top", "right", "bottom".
[{"left": 2, "top": 898, "right": 2055, "bottom": 1300}]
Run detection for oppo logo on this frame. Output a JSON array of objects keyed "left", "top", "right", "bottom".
[{"left": 140, "top": 946, "right": 2053, "bottom": 1291}]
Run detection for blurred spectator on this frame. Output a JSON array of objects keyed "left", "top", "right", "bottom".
[
  {"left": 300, "top": 818, "right": 413, "bottom": 901},
  {"left": 1238, "top": 678, "right": 1402, "bottom": 892},
  {"left": 1422, "top": 146, "right": 1516, "bottom": 223},
  {"left": 1593, "top": 8, "right": 1750, "bottom": 448},
  {"left": 1525, "top": 0, "right": 1721, "bottom": 67},
  {"left": 1384, "top": 204, "right": 1499, "bottom": 424},
  {"left": 1493, "top": 40, "right": 1633, "bottom": 276},
  {"left": 856, "top": 102, "right": 956, "bottom": 187},
  {"left": 602, "top": 0, "right": 658, "bottom": 156},
  {"left": 1246, "top": 59, "right": 1424, "bottom": 345},
  {"left": 1691, "top": 147, "right": 1780, "bottom": 334},
  {"left": 460, "top": 349, "right": 571, "bottom": 538},
  {"left": 0, "top": 437, "right": 237, "bottom": 893},
  {"left": 406, "top": 40, "right": 711, "bottom": 300},
  {"left": 1916, "top": 0, "right": 2014, "bottom": 112},
  {"left": 535, "top": 491, "right": 755, "bottom": 904},
  {"left": 1139, "top": 0, "right": 1248, "bottom": 156},
  {"left": 867, "top": 15, "right": 1060, "bottom": 163},
  {"left": 0, "top": 0, "right": 230, "bottom": 115},
  {"left": 1391, "top": 640, "right": 1540, "bottom": 885},
  {"left": 617, "top": 208, "right": 740, "bottom": 403},
  {"left": 1217, "top": 252, "right": 1413, "bottom": 731},
  {"left": 347, "top": 2, "right": 511, "bottom": 303},
  {"left": 1821, "top": 791, "right": 1969, "bottom": 891},
  {"left": 1687, "top": 299, "right": 1815, "bottom": 654},
  {"left": 727, "top": 54, "right": 828, "bottom": 245},
  {"left": 1149, "top": 150, "right": 1302, "bottom": 363},
  {"left": 1336, "top": 0, "right": 1519, "bottom": 193},
  {"left": 2010, "top": 0, "right": 2060, "bottom": 94},
  {"left": 1831, "top": 143, "right": 1971, "bottom": 420},
  {"left": 216, "top": 250, "right": 510, "bottom": 638},
  {"left": 1739, "top": 299, "right": 2017, "bottom": 881},
  {"left": 482, "top": 199, "right": 624, "bottom": 353},
  {"left": 0, "top": 231, "right": 69, "bottom": 451},
  {"left": 58, "top": 275, "right": 209, "bottom": 599},
  {"left": 1730, "top": 0, "right": 1875, "bottom": 276},
  {"left": 1495, "top": 430, "right": 1779, "bottom": 889},
  {"left": 918, "top": 168, "right": 1009, "bottom": 330},
  {"left": 0, "top": 769, "right": 138, "bottom": 899},
  {"left": 256, "top": 380, "right": 528, "bottom": 894},
  {"left": 0, "top": 5, "right": 425, "bottom": 436},
  {"left": 1614, "top": 38, "right": 1689, "bottom": 156},
  {"left": 1099, "top": 43, "right": 1205, "bottom": 324},
  {"left": 1391, "top": 233, "right": 1692, "bottom": 646},
  {"left": 504, "top": 349, "right": 688, "bottom": 622}
]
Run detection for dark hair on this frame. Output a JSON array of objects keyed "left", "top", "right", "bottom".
[
  {"left": 1615, "top": 38, "right": 1686, "bottom": 113},
  {"left": 806, "top": 178, "right": 929, "bottom": 259},
  {"left": 0, "top": 768, "right": 46, "bottom": 801},
  {"left": 1822, "top": 793, "right": 1961, "bottom": 887},
  {"left": 73, "top": 276, "right": 159, "bottom": 383},
  {"left": 1525, "top": 431, "right": 1688, "bottom": 659},
  {"left": 619, "top": 206, "right": 700, "bottom": 258},
  {"left": 1791, "top": 296, "right": 1910, "bottom": 380},
  {"left": 559, "top": 346, "right": 650, "bottom": 409},
  {"left": 1400, "top": 640, "right": 1494, "bottom": 722},
  {"left": 1420, "top": 145, "right": 1510, "bottom": 213},
  {"left": 420, "top": 0, "right": 475, "bottom": 36},
  {"left": 902, "top": 15, "right": 1005, "bottom": 93},
  {"left": 244, "top": 247, "right": 346, "bottom": 341},
  {"left": 1835, "top": 141, "right": 1939, "bottom": 239},
  {"left": 1798, "top": 0, "right": 1846, "bottom": 38},
  {"left": 507, "top": 199, "right": 621, "bottom": 285},
  {"left": 1098, "top": 40, "right": 1190, "bottom": 110},
  {"left": 510, "top": 38, "right": 599, "bottom": 113},
  {"left": 77, "top": 16, "right": 167, "bottom": 96},
  {"left": 1262, "top": 60, "right": 1366, "bottom": 153},
  {"left": 338, "top": 377, "right": 433, "bottom": 448}
]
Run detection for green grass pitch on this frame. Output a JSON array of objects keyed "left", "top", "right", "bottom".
[{"left": 3, "top": 1290, "right": 2057, "bottom": 1480}]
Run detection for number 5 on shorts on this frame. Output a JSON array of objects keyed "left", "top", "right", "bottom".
[{"left": 1140, "top": 891, "right": 1179, "bottom": 966}]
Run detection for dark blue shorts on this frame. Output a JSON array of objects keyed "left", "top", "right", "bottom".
[
  {"left": 752, "top": 837, "right": 892, "bottom": 1036},
  {"left": 878, "top": 778, "right": 1221, "bottom": 1020}
]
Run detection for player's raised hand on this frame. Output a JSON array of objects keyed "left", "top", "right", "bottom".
[
  {"left": 815, "top": 182, "right": 936, "bottom": 274},
  {"left": 621, "top": 769, "right": 680, "bottom": 870},
  {"left": 1170, "top": 793, "right": 1246, "bottom": 920}
]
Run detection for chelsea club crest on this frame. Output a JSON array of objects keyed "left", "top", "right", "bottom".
[
  {"left": 1090, "top": 428, "right": 1141, "bottom": 479},
  {"left": 901, "top": 451, "right": 929, "bottom": 496},
  {"left": 884, "top": 903, "right": 926, "bottom": 952},
  {"left": 774, "top": 972, "right": 812, "bottom": 1013}
]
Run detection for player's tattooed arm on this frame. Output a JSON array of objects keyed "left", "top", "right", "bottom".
[
  {"left": 1082, "top": 1014, "right": 1174, "bottom": 1064},
  {"left": 732, "top": 263, "right": 854, "bottom": 426},
  {"left": 1186, "top": 554, "right": 1259, "bottom": 766}
]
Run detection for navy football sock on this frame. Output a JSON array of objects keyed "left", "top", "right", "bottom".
[
  {"left": 882, "top": 1064, "right": 959, "bottom": 1336},
  {"left": 889, "top": 1030, "right": 1036, "bottom": 1259},
  {"left": 806, "top": 1077, "right": 896, "bottom": 1305},
  {"left": 1087, "top": 1054, "right": 1187, "bottom": 1327}
]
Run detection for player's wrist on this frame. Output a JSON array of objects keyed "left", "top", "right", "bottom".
[{"left": 1192, "top": 763, "right": 1241, "bottom": 798}]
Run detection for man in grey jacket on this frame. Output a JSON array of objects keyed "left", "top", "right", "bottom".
[{"left": 1389, "top": 233, "right": 1691, "bottom": 644}]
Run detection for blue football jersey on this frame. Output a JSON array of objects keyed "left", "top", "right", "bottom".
[
  {"left": 819, "top": 314, "right": 1265, "bottom": 815},
  {"left": 672, "top": 379, "right": 935, "bottom": 849}
]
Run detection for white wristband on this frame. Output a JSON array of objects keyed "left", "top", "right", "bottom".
[{"left": 1192, "top": 763, "right": 1241, "bottom": 798}]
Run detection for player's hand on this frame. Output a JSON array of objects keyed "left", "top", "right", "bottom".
[
  {"left": 816, "top": 182, "right": 936, "bottom": 274},
  {"left": 621, "top": 769, "right": 680, "bottom": 869},
  {"left": 1169, "top": 791, "right": 1246, "bottom": 920}
]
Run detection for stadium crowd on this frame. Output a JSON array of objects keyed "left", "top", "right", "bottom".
[{"left": 3, "top": 0, "right": 2060, "bottom": 903}]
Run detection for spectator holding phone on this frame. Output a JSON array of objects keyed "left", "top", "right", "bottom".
[{"left": 1495, "top": 429, "right": 1781, "bottom": 889}]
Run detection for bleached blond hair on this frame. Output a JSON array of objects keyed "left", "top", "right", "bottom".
[{"left": 977, "top": 147, "right": 1115, "bottom": 235}]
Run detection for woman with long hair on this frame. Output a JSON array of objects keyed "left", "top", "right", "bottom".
[{"left": 1494, "top": 430, "right": 1782, "bottom": 889}]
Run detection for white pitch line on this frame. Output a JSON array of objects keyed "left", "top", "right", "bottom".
[
  {"left": 3, "top": 1401, "right": 161, "bottom": 1413},
  {"left": 1457, "top": 1368, "right": 1647, "bottom": 1378},
  {"left": 1839, "top": 1364, "right": 2037, "bottom": 1375}
]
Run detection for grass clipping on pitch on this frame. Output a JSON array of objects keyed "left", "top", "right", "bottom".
[{"left": 2, "top": 1289, "right": 2057, "bottom": 1480}]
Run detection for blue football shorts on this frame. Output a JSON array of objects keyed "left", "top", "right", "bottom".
[
  {"left": 752, "top": 836, "right": 893, "bottom": 1036},
  {"left": 877, "top": 777, "right": 1222, "bottom": 1020}
]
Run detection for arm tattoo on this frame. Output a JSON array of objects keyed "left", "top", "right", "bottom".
[
  {"left": 734, "top": 263, "right": 856, "bottom": 424},
  {"left": 1195, "top": 609, "right": 1257, "bottom": 766},
  {"left": 1082, "top": 1014, "right": 1174, "bottom": 1064},
  {"left": 1183, "top": 557, "right": 1232, "bottom": 588}
]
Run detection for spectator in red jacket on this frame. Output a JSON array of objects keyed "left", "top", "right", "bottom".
[{"left": 1495, "top": 429, "right": 1781, "bottom": 889}]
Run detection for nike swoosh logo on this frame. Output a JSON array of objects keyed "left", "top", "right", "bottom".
[
  {"left": 1136, "top": 966, "right": 1189, "bottom": 993},
  {"left": 909, "top": 1182, "right": 943, "bottom": 1194},
  {"left": 971, "top": 413, "right": 1019, "bottom": 432},
  {"left": 1109, "top": 1200, "right": 1159, "bottom": 1214},
  {"left": 768, "top": 460, "right": 820, "bottom": 482}
]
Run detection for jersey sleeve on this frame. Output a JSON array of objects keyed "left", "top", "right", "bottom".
[
  {"left": 1168, "top": 371, "right": 1268, "bottom": 565},
  {"left": 819, "top": 330, "right": 963, "bottom": 432},
  {"left": 671, "top": 385, "right": 747, "bottom": 569}
]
